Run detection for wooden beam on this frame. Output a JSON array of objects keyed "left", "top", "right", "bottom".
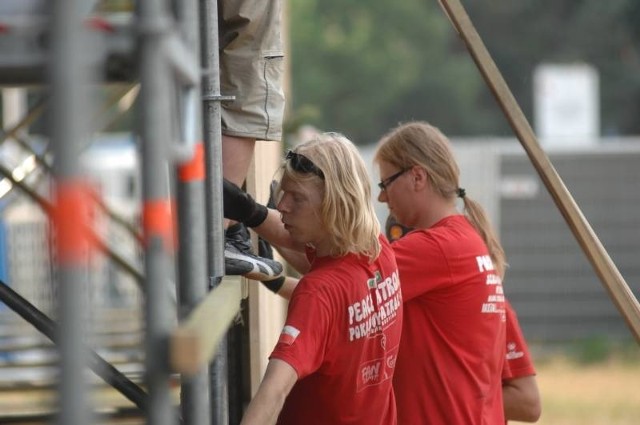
[
  {"left": 170, "top": 276, "right": 244, "bottom": 375},
  {"left": 247, "top": 142, "right": 289, "bottom": 395},
  {"left": 438, "top": 0, "right": 640, "bottom": 343}
]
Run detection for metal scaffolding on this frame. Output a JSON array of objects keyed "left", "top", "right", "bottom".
[
  {"left": 2, "top": 2, "right": 637, "bottom": 424},
  {"left": 0, "top": 0, "right": 243, "bottom": 423}
]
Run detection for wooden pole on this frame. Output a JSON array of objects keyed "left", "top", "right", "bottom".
[{"left": 438, "top": 0, "right": 640, "bottom": 343}]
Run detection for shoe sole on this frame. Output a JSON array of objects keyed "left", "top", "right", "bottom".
[{"left": 224, "top": 250, "right": 283, "bottom": 281}]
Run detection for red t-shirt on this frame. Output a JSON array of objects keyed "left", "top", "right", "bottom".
[
  {"left": 392, "top": 215, "right": 506, "bottom": 425},
  {"left": 503, "top": 301, "right": 536, "bottom": 380},
  {"left": 271, "top": 236, "right": 403, "bottom": 425}
]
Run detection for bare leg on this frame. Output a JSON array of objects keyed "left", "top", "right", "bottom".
[
  {"left": 222, "top": 135, "right": 256, "bottom": 228},
  {"left": 222, "top": 134, "right": 256, "bottom": 187},
  {"left": 221, "top": 135, "right": 283, "bottom": 280}
]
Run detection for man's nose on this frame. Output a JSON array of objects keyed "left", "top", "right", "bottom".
[{"left": 276, "top": 197, "right": 289, "bottom": 213}]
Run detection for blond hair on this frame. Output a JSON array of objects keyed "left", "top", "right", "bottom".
[
  {"left": 282, "top": 132, "right": 381, "bottom": 261},
  {"left": 374, "top": 121, "right": 506, "bottom": 277}
]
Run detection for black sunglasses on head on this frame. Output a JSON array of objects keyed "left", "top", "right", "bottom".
[{"left": 285, "top": 150, "right": 324, "bottom": 179}]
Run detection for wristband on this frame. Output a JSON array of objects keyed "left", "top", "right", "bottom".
[
  {"left": 261, "top": 276, "right": 286, "bottom": 293},
  {"left": 245, "top": 203, "right": 268, "bottom": 228}
]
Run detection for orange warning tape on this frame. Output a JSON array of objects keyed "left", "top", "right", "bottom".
[
  {"left": 142, "top": 199, "right": 176, "bottom": 251},
  {"left": 52, "top": 181, "right": 96, "bottom": 264},
  {"left": 178, "top": 143, "right": 205, "bottom": 182}
]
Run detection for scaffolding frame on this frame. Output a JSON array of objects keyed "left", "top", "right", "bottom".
[
  {"left": 0, "top": 0, "right": 245, "bottom": 424},
  {"left": 1, "top": 0, "right": 637, "bottom": 424}
]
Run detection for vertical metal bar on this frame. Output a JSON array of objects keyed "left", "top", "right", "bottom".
[
  {"left": 137, "top": 0, "right": 178, "bottom": 423},
  {"left": 227, "top": 319, "right": 246, "bottom": 424},
  {"left": 176, "top": 147, "right": 212, "bottom": 425},
  {"left": 175, "top": 0, "right": 212, "bottom": 423},
  {"left": 49, "top": 1, "right": 93, "bottom": 424},
  {"left": 199, "top": 0, "right": 229, "bottom": 423},
  {"left": 200, "top": 0, "right": 225, "bottom": 278}
]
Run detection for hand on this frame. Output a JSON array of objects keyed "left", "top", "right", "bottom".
[{"left": 223, "top": 179, "right": 268, "bottom": 227}]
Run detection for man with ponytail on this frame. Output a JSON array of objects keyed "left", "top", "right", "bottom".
[
  {"left": 385, "top": 215, "right": 541, "bottom": 424},
  {"left": 373, "top": 121, "right": 512, "bottom": 425}
]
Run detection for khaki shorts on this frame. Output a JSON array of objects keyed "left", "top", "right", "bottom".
[{"left": 219, "top": 0, "right": 285, "bottom": 142}]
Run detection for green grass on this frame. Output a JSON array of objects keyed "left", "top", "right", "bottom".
[{"left": 517, "top": 341, "right": 640, "bottom": 425}]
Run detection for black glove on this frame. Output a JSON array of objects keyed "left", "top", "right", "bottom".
[{"left": 223, "top": 178, "right": 268, "bottom": 228}]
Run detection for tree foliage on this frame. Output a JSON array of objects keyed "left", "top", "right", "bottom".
[
  {"left": 465, "top": 0, "right": 640, "bottom": 136},
  {"left": 288, "top": 0, "right": 485, "bottom": 143},
  {"left": 288, "top": 0, "right": 640, "bottom": 143}
]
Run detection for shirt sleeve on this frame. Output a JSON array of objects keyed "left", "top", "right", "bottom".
[
  {"left": 504, "top": 301, "right": 536, "bottom": 380},
  {"left": 269, "top": 280, "right": 332, "bottom": 379},
  {"left": 392, "top": 231, "right": 451, "bottom": 302}
]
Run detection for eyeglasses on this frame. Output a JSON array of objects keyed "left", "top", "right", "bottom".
[
  {"left": 378, "top": 168, "right": 408, "bottom": 191},
  {"left": 285, "top": 150, "right": 324, "bottom": 179}
]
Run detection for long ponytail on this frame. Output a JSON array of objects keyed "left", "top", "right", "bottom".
[{"left": 375, "top": 121, "right": 506, "bottom": 276}]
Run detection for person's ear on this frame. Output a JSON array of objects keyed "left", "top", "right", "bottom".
[{"left": 411, "top": 166, "right": 428, "bottom": 189}]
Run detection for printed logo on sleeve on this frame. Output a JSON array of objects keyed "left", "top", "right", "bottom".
[
  {"left": 506, "top": 341, "right": 524, "bottom": 360},
  {"left": 278, "top": 325, "right": 301, "bottom": 345}
]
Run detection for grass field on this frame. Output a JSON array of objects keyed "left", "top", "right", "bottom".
[
  {"left": 513, "top": 343, "right": 640, "bottom": 425},
  {"left": 0, "top": 341, "right": 636, "bottom": 424}
]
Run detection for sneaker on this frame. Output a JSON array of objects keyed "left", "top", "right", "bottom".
[{"left": 224, "top": 223, "right": 284, "bottom": 281}]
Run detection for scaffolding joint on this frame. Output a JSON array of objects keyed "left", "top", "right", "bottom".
[{"left": 202, "top": 94, "right": 235, "bottom": 102}]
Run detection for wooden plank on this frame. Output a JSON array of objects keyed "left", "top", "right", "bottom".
[
  {"left": 169, "top": 275, "right": 243, "bottom": 375},
  {"left": 246, "top": 142, "right": 289, "bottom": 395},
  {"left": 438, "top": 0, "right": 640, "bottom": 343}
]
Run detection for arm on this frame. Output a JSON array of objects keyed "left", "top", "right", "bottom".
[
  {"left": 240, "top": 359, "right": 298, "bottom": 425},
  {"left": 269, "top": 276, "right": 299, "bottom": 300},
  {"left": 252, "top": 208, "right": 304, "bottom": 255},
  {"left": 223, "top": 179, "right": 306, "bottom": 253},
  {"left": 502, "top": 301, "right": 541, "bottom": 422},
  {"left": 272, "top": 245, "right": 311, "bottom": 275},
  {"left": 503, "top": 375, "right": 541, "bottom": 422},
  {"left": 254, "top": 208, "right": 305, "bottom": 253},
  {"left": 223, "top": 179, "right": 308, "bottom": 296},
  {"left": 260, "top": 273, "right": 299, "bottom": 300}
]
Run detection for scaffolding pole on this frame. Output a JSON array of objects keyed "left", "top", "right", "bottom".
[
  {"left": 0, "top": 1, "right": 244, "bottom": 423},
  {"left": 137, "top": 0, "right": 179, "bottom": 423},
  {"left": 49, "top": 0, "right": 95, "bottom": 424},
  {"left": 199, "top": 0, "right": 231, "bottom": 423},
  {"left": 175, "top": 0, "right": 212, "bottom": 423}
]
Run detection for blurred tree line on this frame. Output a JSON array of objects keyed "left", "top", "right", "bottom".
[{"left": 287, "top": 0, "right": 640, "bottom": 144}]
